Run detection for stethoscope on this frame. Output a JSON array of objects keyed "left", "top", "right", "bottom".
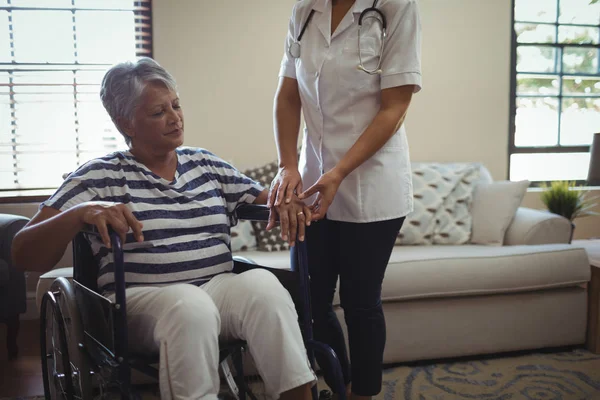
[{"left": 288, "top": 0, "right": 387, "bottom": 75}]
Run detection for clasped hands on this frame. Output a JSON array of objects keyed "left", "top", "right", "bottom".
[{"left": 266, "top": 166, "right": 344, "bottom": 247}]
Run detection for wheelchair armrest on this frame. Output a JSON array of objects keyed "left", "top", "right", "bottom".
[
  {"left": 234, "top": 204, "right": 270, "bottom": 222},
  {"left": 232, "top": 256, "right": 300, "bottom": 309}
]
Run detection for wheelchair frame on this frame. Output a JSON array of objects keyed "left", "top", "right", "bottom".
[{"left": 40, "top": 204, "right": 346, "bottom": 400}]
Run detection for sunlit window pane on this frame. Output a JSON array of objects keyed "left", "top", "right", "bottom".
[
  {"left": 77, "top": 92, "right": 124, "bottom": 151},
  {"left": 0, "top": 87, "right": 11, "bottom": 151},
  {"left": 76, "top": 11, "right": 135, "bottom": 63},
  {"left": 75, "top": 0, "right": 134, "bottom": 10},
  {"left": 12, "top": 71, "right": 74, "bottom": 95},
  {"left": 0, "top": 11, "right": 11, "bottom": 63},
  {"left": 563, "top": 47, "right": 599, "bottom": 75},
  {"left": 559, "top": 0, "right": 600, "bottom": 25},
  {"left": 515, "top": 0, "right": 558, "bottom": 23},
  {"left": 11, "top": 0, "right": 72, "bottom": 7},
  {"left": 517, "top": 46, "right": 558, "bottom": 73},
  {"left": 560, "top": 98, "right": 600, "bottom": 146},
  {"left": 12, "top": 11, "right": 74, "bottom": 63},
  {"left": 563, "top": 76, "right": 600, "bottom": 95},
  {"left": 516, "top": 23, "right": 556, "bottom": 44},
  {"left": 559, "top": 26, "right": 600, "bottom": 45},
  {"left": 510, "top": 153, "right": 591, "bottom": 182},
  {"left": 515, "top": 97, "right": 560, "bottom": 146},
  {"left": 16, "top": 153, "right": 78, "bottom": 188},
  {"left": 14, "top": 94, "right": 76, "bottom": 152},
  {"left": 517, "top": 73, "right": 560, "bottom": 96}
]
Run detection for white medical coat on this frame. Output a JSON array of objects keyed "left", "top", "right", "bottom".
[{"left": 279, "top": 0, "right": 422, "bottom": 223}]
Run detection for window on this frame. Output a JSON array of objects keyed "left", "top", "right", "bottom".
[
  {"left": 509, "top": 0, "right": 600, "bottom": 183},
  {"left": 0, "top": 0, "right": 152, "bottom": 191}
]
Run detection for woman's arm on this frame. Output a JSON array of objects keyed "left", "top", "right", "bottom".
[
  {"left": 300, "top": 85, "right": 415, "bottom": 219},
  {"left": 269, "top": 77, "right": 304, "bottom": 207},
  {"left": 12, "top": 202, "right": 143, "bottom": 272}
]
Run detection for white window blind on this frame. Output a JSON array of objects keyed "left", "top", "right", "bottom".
[{"left": 0, "top": 0, "right": 152, "bottom": 191}]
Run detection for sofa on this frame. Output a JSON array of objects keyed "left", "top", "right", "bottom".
[
  {"left": 0, "top": 213, "right": 29, "bottom": 360},
  {"left": 36, "top": 162, "right": 592, "bottom": 365}
]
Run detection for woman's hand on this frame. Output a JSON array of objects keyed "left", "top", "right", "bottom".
[
  {"left": 266, "top": 197, "right": 312, "bottom": 247},
  {"left": 267, "top": 166, "right": 303, "bottom": 208},
  {"left": 78, "top": 201, "right": 144, "bottom": 248},
  {"left": 299, "top": 169, "right": 344, "bottom": 221}
]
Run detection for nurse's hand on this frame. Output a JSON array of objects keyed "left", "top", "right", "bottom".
[
  {"left": 268, "top": 167, "right": 303, "bottom": 208},
  {"left": 266, "top": 197, "right": 312, "bottom": 246},
  {"left": 299, "top": 170, "right": 344, "bottom": 221}
]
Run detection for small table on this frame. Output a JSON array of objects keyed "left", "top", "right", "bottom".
[{"left": 573, "top": 239, "right": 600, "bottom": 353}]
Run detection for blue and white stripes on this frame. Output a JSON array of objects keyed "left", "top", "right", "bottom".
[{"left": 43, "top": 147, "right": 264, "bottom": 293}]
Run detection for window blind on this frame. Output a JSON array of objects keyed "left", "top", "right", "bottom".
[{"left": 0, "top": 0, "right": 152, "bottom": 191}]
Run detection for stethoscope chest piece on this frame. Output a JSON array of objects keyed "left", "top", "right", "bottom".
[{"left": 289, "top": 41, "right": 301, "bottom": 59}]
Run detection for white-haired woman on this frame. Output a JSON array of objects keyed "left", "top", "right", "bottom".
[{"left": 12, "top": 57, "right": 315, "bottom": 400}]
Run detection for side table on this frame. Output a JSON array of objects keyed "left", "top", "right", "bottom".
[{"left": 573, "top": 239, "right": 600, "bottom": 353}]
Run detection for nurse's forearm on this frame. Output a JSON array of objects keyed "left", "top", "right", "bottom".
[
  {"left": 333, "top": 86, "right": 414, "bottom": 179},
  {"left": 273, "top": 77, "right": 302, "bottom": 169}
]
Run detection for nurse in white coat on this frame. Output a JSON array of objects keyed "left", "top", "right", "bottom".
[{"left": 268, "top": 0, "right": 422, "bottom": 399}]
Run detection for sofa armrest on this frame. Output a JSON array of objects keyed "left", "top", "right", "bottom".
[
  {"left": 503, "top": 207, "right": 571, "bottom": 245},
  {"left": 0, "top": 214, "right": 29, "bottom": 267},
  {"left": 0, "top": 213, "right": 30, "bottom": 317}
]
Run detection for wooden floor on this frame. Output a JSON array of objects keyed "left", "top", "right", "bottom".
[{"left": 0, "top": 319, "right": 45, "bottom": 398}]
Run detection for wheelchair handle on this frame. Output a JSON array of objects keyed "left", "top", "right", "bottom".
[{"left": 234, "top": 204, "right": 270, "bottom": 222}]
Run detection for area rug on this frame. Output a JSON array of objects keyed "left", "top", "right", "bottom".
[
  {"left": 369, "top": 347, "right": 600, "bottom": 400},
  {"left": 4, "top": 348, "right": 600, "bottom": 400}
]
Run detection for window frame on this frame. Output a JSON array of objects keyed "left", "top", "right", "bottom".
[{"left": 508, "top": 0, "right": 600, "bottom": 186}]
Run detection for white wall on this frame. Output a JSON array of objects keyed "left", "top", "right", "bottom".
[{"left": 152, "top": 0, "right": 295, "bottom": 170}]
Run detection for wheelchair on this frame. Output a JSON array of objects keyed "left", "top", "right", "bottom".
[{"left": 39, "top": 204, "right": 346, "bottom": 400}]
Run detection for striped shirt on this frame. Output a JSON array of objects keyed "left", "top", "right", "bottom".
[{"left": 42, "top": 147, "right": 265, "bottom": 293}]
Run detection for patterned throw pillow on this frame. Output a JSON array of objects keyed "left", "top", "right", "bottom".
[
  {"left": 396, "top": 163, "right": 480, "bottom": 246},
  {"left": 243, "top": 160, "right": 291, "bottom": 252},
  {"left": 230, "top": 220, "right": 257, "bottom": 252},
  {"left": 431, "top": 165, "right": 481, "bottom": 244}
]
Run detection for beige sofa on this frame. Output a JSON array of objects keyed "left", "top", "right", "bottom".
[
  {"left": 234, "top": 212, "right": 589, "bottom": 364},
  {"left": 36, "top": 162, "right": 591, "bottom": 365}
]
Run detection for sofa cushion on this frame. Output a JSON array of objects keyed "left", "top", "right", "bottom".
[
  {"left": 236, "top": 245, "right": 590, "bottom": 306},
  {"left": 371, "top": 244, "right": 590, "bottom": 304},
  {"left": 470, "top": 180, "right": 530, "bottom": 246}
]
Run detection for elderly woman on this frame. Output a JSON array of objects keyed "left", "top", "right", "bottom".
[{"left": 12, "top": 58, "right": 315, "bottom": 400}]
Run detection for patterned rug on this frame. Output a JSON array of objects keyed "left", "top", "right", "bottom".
[
  {"left": 4, "top": 348, "right": 600, "bottom": 400},
  {"left": 367, "top": 347, "right": 600, "bottom": 400}
]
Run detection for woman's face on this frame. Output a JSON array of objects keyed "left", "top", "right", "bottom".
[{"left": 124, "top": 81, "right": 184, "bottom": 153}]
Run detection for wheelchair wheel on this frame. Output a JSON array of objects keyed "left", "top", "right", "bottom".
[
  {"left": 41, "top": 278, "right": 93, "bottom": 400},
  {"left": 41, "top": 290, "right": 74, "bottom": 399}
]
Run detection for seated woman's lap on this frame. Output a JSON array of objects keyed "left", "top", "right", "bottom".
[{"left": 118, "top": 269, "right": 299, "bottom": 352}]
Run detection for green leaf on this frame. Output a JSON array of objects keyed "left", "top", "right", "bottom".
[
  {"left": 591, "top": 0, "right": 599, "bottom": 4},
  {"left": 540, "top": 181, "right": 599, "bottom": 221}
]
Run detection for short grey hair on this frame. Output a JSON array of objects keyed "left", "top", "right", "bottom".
[{"left": 100, "top": 57, "right": 178, "bottom": 145}]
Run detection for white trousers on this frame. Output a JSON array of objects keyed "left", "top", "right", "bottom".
[{"left": 117, "top": 269, "right": 316, "bottom": 400}]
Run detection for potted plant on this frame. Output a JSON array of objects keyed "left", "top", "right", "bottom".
[{"left": 540, "top": 181, "right": 599, "bottom": 243}]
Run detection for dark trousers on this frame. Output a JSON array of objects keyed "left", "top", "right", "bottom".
[{"left": 294, "top": 216, "right": 405, "bottom": 396}]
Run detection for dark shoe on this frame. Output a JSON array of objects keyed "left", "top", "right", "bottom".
[{"left": 319, "top": 390, "right": 333, "bottom": 400}]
